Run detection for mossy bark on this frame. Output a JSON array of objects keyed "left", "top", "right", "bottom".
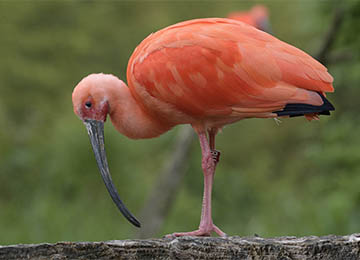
[{"left": 1, "top": 234, "right": 360, "bottom": 259}]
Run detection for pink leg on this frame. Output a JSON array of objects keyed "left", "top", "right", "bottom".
[{"left": 168, "top": 131, "right": 226, "bottom": 237}]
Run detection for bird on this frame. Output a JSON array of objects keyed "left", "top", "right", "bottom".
[
  {"left": 72, "top": 17, "right": 335, "bottom": 237},
  {"left": 228, "top": 5, "right": 271, "bottom": 33}
]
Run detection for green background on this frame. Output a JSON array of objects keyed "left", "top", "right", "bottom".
[{"left": 0, "top": 0, "right": 359, "bottom": 244}]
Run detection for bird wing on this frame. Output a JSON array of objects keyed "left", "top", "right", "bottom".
[{"left": 127, "top": 18, "right": 334, "bottom": 119}]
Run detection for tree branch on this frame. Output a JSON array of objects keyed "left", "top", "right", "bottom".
[
  {"left": 2, "top": 234, "right": 360, "bottom": 259},
  {"left": 136, "top": 126, "right": 195, "bottom": 238},
  {"left": 316, "top": 6, "right": 346, "bottom": 65}
]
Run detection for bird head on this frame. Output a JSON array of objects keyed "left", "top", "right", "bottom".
[
  {"left": 72, "top": 73, "right": 141, "bottom": 228},
  {"left": 72, "top": 74, "right": 111, "bottom": 122},
  {"left": 228, "top": 5, "right": 272, "bottom": 34},
  {"left": 251, "top": 5, "right": 272, "bottom": 34}
]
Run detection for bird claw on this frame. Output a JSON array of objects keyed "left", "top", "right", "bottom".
[
  {"left": 211, "top": 149, "right": 221, "bottom": 164},
  {"left": 165, "top": 224, "right": 227, "bottom": 238}
]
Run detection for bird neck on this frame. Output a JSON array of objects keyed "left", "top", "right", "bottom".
[{"left": 106, "top": 79, "right": 172, "bottom": 139}]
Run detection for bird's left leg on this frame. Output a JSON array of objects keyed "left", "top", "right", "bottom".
[
  {"left": 208, "top": 128, "right": 220, "bottom": 165},
  {"left": 168, "top": 131, "right": 226, "bottom": 237}
]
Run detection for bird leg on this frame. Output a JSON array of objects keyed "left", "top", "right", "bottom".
[
  {"left": 208, "top": 128, "right": 221, "bottom": 165},
  {"left": 168, "top": 131, "right": 226, "bottom": 237}
]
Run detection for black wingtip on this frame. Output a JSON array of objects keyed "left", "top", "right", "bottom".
[{"left": 274, "top": 92, "right": 335, "bottom": 118}]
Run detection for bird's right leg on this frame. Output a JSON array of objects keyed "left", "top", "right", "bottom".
[
  {"left": 208, "top": 128, "right": 221, "bottom": 165},
  {"left": 167, "top": 131, "right": 226, "bottom": 237}
]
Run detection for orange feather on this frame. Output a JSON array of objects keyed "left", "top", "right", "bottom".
[{"left": 128, "top": 18, "right": 333, "bottom": 128}]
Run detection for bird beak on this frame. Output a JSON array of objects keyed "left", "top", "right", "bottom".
[
  {"left": 83, "top": 119, "right": 141, "bottom": 228},
  {"left": 258, "top": 18, "right": 273, "bottom": 34}
]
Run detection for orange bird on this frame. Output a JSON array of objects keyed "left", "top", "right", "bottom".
[
  {"left": 72, "top": 18, "right": 334, "bottom": 237},
  {"left": 228, "top": 5, "right": 271, "bottom": 32}
]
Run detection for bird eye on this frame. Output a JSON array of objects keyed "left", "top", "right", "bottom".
[{"left": 85, "top": 101, "right": 92, "bottom": 108}]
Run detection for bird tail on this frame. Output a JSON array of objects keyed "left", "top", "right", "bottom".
[{"left": 273, "top": 92, "right": 335, "bottom": 118}]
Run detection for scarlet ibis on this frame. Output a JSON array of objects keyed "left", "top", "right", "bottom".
[
  {"left": 228, "top": 5, "right": 271, "bottom": 33},
  {"left": 72, "top": 18, "right": 334, "bottom": 237}
]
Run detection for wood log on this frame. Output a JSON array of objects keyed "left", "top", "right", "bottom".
[{"left": 1, "top": 234, "right": 360, "bottom": 259}]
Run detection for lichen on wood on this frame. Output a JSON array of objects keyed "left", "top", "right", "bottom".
[{"left": 1, "top": 234, "right": 360, "bottom": 259}]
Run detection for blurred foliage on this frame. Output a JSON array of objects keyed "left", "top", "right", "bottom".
[{"left": 0, "top": 0, "right": 359, "bottom": 244}]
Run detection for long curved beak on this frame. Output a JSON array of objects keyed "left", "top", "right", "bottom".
[{"left": 84, "top": 119, "right": 141, "bottom": 228}]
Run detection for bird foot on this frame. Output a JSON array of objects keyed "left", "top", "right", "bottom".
[
  {"left": 210, "top": 149, "right": 221, "bottom": 164},
  {"left": 165, "top": 224, "right": 227, "bottom": 238}
]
